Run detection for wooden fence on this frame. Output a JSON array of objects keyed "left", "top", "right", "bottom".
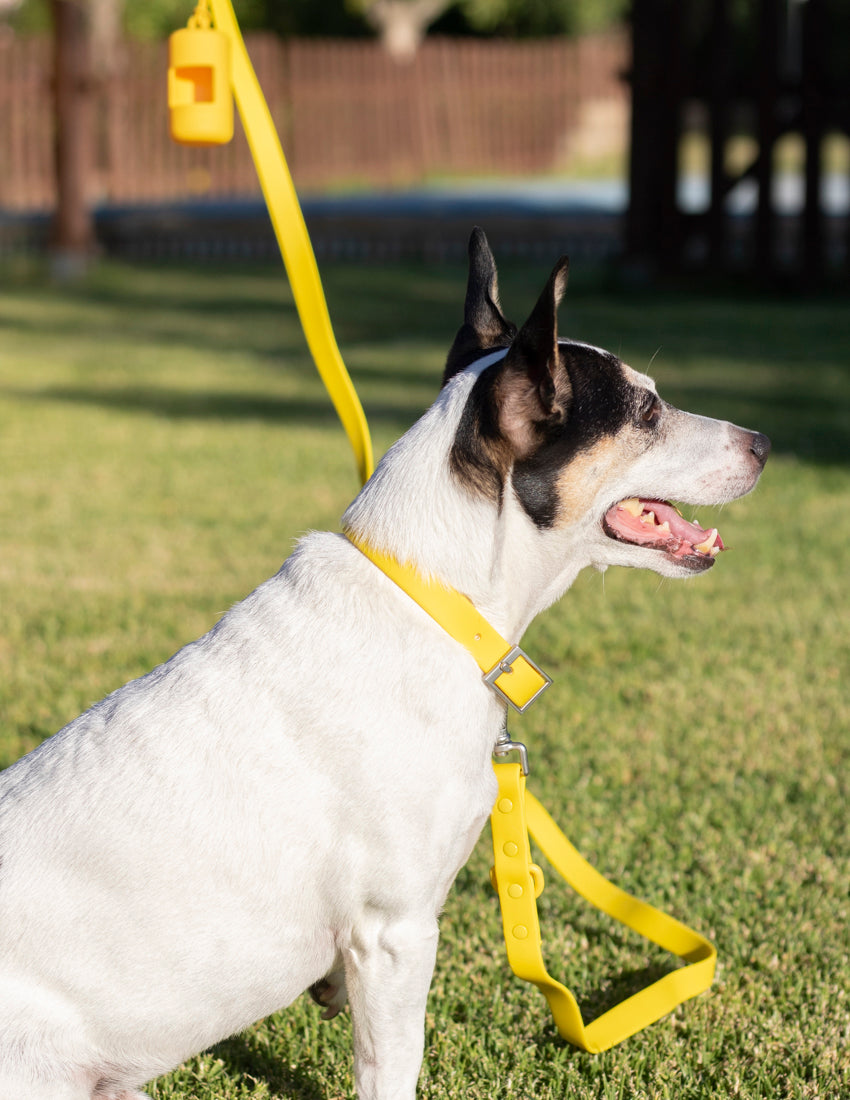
[{"left": 0, "top": 31, "right": 629, "bottom": 212}]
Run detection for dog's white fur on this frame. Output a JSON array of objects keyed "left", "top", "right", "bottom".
[{"left": 0, "top": 235, "right": 768, "bottom": 1100}]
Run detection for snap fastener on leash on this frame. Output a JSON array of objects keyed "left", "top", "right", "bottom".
[{"left": 167, "top": 6, "right": 716, "bottom": 1048}]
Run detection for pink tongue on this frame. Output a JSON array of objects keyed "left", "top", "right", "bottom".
[{"left": 605, "top": 499, "right": 724, "bottom": 557}]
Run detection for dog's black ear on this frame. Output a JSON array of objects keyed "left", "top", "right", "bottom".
[
  {"left": 494, "top": 255, "right": 571, "bottom": 457},
  {"left": 442, "top": 228, "right": 517, "bottom": 386}
]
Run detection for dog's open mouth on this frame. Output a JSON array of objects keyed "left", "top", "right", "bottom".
[{"left": 602, "top": 498, "right": 725, "bottom": 571}]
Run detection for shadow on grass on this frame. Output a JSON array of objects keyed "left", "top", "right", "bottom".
[
  {"left": 0, "top": 260, "right": 466, "bottom": 364},
  {"left": 1, "top": 384, "right": 428, "bottom": 432},
  {"left": 6, "top": 377, "right": 849, "bottom": 465},
  {"left": 4, "top": 260, "right": 849, "bottom": 463},
  {"left": 571, "top": 962, "right": 679, "bottom": 1026},
  {"left": 209, "top": 1031, "right": 326, "bottom": 1100}
]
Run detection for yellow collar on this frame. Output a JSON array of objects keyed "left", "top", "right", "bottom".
[{"left": 346, "top": 535, "right": 551, "bottom": 713}]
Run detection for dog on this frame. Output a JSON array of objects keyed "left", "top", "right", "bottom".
[{"left": 0, "top": 228, "right": 769, "bottom": 1100}]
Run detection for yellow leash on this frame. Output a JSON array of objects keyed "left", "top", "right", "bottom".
[
  {"left": 168, "top": 0, "right": 373, "bottom": 485},
  {"left": 348, "top": 539, "right": 716, "bottom": 1050},
  {"left": 491, "top": 762, "right": 716, "bottom": 1051},
  {"left": 168, "top": 11, "right": 716, "bottom": 1049}
]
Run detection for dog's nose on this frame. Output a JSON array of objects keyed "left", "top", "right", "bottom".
[{"left": 749, "top": 432, "right": 771, "bottom": 466}]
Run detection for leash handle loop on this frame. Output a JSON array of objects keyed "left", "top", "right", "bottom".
[{"left": 490, "top": 761, "right": 716, "bottom": 1052}]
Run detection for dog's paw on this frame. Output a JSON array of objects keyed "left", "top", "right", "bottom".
[{"left": 308, "top": 970, "right": 348, "bottom": 1020}]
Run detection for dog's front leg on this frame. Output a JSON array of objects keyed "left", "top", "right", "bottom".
[{"left": 344, "top": 915, "right": 439, "bottom": 1100}]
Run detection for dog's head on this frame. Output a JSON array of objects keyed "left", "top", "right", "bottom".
[{"left": 442, "top": 228, "right": 770, "bottom": 580}]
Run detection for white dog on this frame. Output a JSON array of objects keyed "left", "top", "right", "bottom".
[{"left": 0, "top": 229, "right": 769, "bottom": 1100}]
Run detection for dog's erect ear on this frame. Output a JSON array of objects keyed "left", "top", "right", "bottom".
[
  {"left": 442, "top": 228, "right": 517, "bottom": 385},
  {"left": 494, "top": 255, "right": 571, "bottom": 457},
  {"left": 463, "top": 227, "right": 512, "bottom": 343}
]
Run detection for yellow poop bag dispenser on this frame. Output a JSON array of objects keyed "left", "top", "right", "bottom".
[{"left": 168, "top": 2, "right": 233, "bottom": 146}]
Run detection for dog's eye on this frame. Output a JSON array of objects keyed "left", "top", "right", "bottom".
[{"left": 639, "top": 395, "right": 661, "bottom": 425}]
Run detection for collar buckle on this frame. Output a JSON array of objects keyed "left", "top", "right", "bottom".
[{"left": 483, "top": 645, "right": 552, "bottom": 714}]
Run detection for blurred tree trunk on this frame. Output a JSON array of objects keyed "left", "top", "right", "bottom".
[
  {"left": 50, "top": 0, "right": 96, "bottom": 275},
  {"left": 360, "top": 0, "right": 452, "bottom": 61}
]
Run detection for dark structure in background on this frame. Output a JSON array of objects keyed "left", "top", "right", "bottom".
[
  {"left": 6, "top": 1, "right": 849, "bottom": 280},
  {"left": 627, "top": 0, "right": 850, "bottom": 283},
  {"left": 50, "top": 0, "right": 96, "bottom": 268}
]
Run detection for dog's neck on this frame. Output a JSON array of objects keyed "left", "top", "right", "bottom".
[{"left": 342, "top": 363, "right": 586, "bottom": 642}]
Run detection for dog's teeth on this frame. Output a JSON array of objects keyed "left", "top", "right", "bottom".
[
  {"left": 619, "top": 498, "right": 643, "bottom": 517},
  {"left": 710, "top": 545, "right": 721, "bottom": 557},
  {"left": 694, "top": 529, "right": 719, "bottom": 553},
  {"left": 639, "top": 511, "right": 657, "bottom": 526},
  {"left": 657, "top": 521, "right": 671, "bottom": 535}
]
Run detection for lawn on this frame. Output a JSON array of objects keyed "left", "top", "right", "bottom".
[{"left": 0, "top": 254, "right": 848, "bottom": 1100}]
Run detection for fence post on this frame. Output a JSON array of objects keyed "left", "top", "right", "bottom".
[{"left": 50, "top": 0, "right": 97, "bottom": 273}]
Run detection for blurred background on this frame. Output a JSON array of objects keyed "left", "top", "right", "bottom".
[{"left": 1, "top": 0, "right": 848, "bottom": 285}]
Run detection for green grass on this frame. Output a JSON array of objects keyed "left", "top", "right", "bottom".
[{"left": 0, "top": 256, "right": 848, "bottom": 1099}]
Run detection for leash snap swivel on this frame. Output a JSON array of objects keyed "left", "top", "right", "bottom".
[{"left": 492, "top": 729, "right": 529, "bottom": 776}]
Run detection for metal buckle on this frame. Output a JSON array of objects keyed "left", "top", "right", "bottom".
[
  {"left": 482, "top": 644, "right": 551, "bottom": 714},
  {"left": 492, "top": 730, "right": 530, "bottom": 775}
]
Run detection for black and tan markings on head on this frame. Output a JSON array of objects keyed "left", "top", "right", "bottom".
[{"left": 443, "top": 227, "right": 662, "bottom": 530}]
